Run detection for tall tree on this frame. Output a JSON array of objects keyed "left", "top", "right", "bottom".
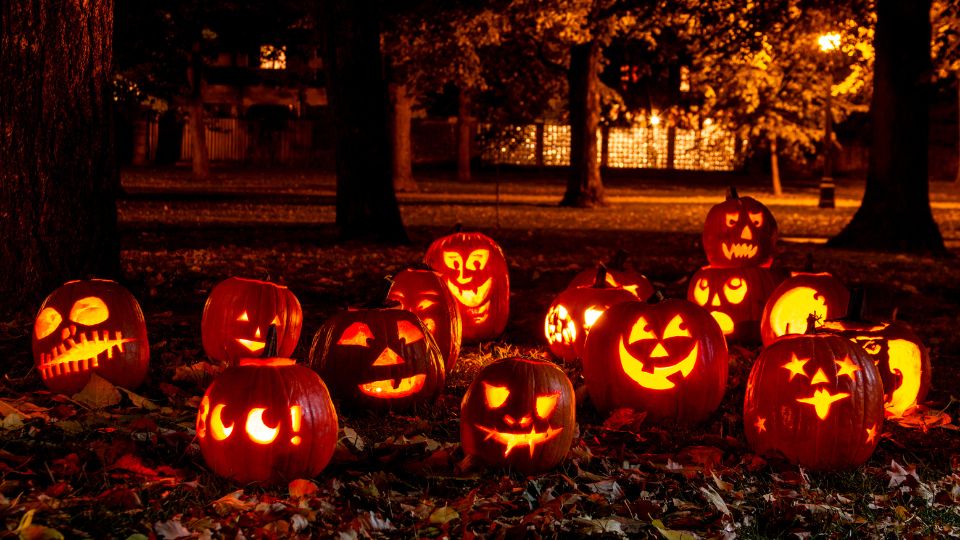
[
  {"left": 828, "top": 0, "right": 945, "bottom": 253},
  {"left": 324, "top": 0, "right": 407, "bottom": 242},
  {"left": 0, "top": 0, "right": 120, "bottom": 316}
]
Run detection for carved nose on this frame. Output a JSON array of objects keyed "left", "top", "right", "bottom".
[
  {"left": 740, "top": 226, "right": 753, "bottom": 240},
  {"left": 650, "top": 342, "right": 669, "bottom": 358},
  {"left": 710, "top": 294, "right": 721, "bottom": 307}
]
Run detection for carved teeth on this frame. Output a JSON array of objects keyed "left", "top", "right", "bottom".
[
  {"left": 721, "top": 242, "right": 758, "bottom": 260},
  {"left": 40, "top": 330, "right": 135, "bottom": 381}
]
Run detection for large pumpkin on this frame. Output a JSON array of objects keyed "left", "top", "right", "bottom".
[
  {"left": 566, "top": 251, "right": 655, "bottom": 300},
  {"left": 583, "top": 298, "right": 728, "bottom": 424},
  {"left": 387, "top": 268, "right": 462, "bottom": 373},
  {"left": 424, "top": 231, "right": 509, "bottom": 342},
  {"left": 32, "top": 279, "right": 149, "bottom": 395},
  {"left": 201, "top": 277, "right": 302, "bottom": 365},
  {"left": 309, "top": 305, "right": 445, "bottom": 411},
  {"left": 702, "top": 187, "right": 778, "bottom": 268},
  {"left": 197, "top": 329, "right": 338, "bottom": 485},
  {"left": 545, "top": 267, "right": 638, "bottom": 361},
  {"left": 688, "top": 265, "right": 780, "bottom": 344},
  {"left": 743, "top": 317, "right": 884, "bottom": 470},
  {"left": 461, "top": 358, "right": 575, "bottom": 474},
  {"left": 760, "top": 272, "right": 850, "bottom": 345}
]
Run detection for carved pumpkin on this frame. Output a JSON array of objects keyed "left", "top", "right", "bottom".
[
  {"left": 201, "top": 277, "right": 302, "bottom": 365},
  {"left": 688, "top": 265, "right": 780, "bottom": 344},
  {"left": 545, "top": 267, "right": 638, "bottom": 361},
  {"left": 387, "top": 268, "right": 462, "bottom": 373},
  {"left": 582, "top": 298, "right": 728, "bottom": 424},
  {"left": 32, "top": 279, "right": 149, "bottom": 395},
  {"left": 308, "top": 305, "right": 445, "bottom": 411},
  {"left": 424, "top": 231, "right": 509, "bottom": 342},
  {"left": 744, "top": 316, "right": 884, "bottom": 470},
  {"left": 567, "top": 250, "right": 655, "bottom": 300},
  {"left": 702, "top": 187, "right": 778, "bottom": 268},
  {"left": 820, "top": 290, "right": 930, "bottom": 417},
  {"left": 461, "top": 358, "right": 575, "bottom": 473},
  {"left": 761, "top": 272, "right": 850, "bottom": 345},
  {"left": 197, "top": 328, "right": 338, "bottom": 485}
]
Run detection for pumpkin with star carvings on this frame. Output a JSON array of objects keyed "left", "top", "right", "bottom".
[
  {"left": 387, "top": 268, "right": 462, "bottom": 373},
  {"left": 743, "top": 316, "right": 884, "bottom": 470},
  {"left": 702, "top": 187, "right": 778, "bottom": 268},
  {"left": 582, "top": 297, "right": 728, "bottom": 424},
  {"left": 688, "top": 265, "right": 780, "bottom": 344},
  {"left": 460, "top": 358, "right": 575, "bottom": 473},
  {"left": 761, "top": 271, "right": 850, "bottom": 345}
]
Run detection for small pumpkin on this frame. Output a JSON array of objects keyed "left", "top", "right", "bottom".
[
  {"left": 744, "top": 316, "right": 884, "bottom": 470},
  {"left": 32, "top": 279, "right": 150, "bottom": 395},
  {"left": 387, "top": 268, "right": 462, "bottom": 373},
  {"left": 461, "top": 357, "right": 575, "bottom": 473},
  {"left": 761, "top": 271, "right": 850, "bottom": 345},
  {"left": 201, "top": 277, "right": 303, "bottom": 365},
  {"left": 702, "top": 187, "right": 778, "bottom": 268},
  {"left": 566, "top": 250, "right": 655, "bottom": 300},
  {"left": 197, "top": 327, "right": 338, "bottom": 485},
  {"left": 424, "top": 230, "right": 509, "bottom": 342},
  {"left": 545, "top": 266, "right": 638, "bottom": 361},
  {"left": 688, "top": 265, "right": 780, "bottom": 344},
  {"left": 582, "top": 296, "right": 728, "bottom": 424}
]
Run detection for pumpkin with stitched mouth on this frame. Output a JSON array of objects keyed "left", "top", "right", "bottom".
[
  {"left": 583, "top": 297, "right": 728, "bottom": 424},
  {"left": 702, "top": 187, "right": 778, "bottom": 268},
  {"left": 309, "top": 302, "right": 445, "bottom": 411},
  {"left": 32, "top": 279, "right": 150, "bottom": 395},
  {"left": 424, "top": 231, "right": 509, "bottom": 342},
  {"left": 688, "top": 265, "right": 780, "bottom": 344},
  {"left": 761, "top": 271, "right": 849, "bottom": 345},
  {"left": 387, "top": 268, "right": 462, "bottom": 373},
  {"left": 566, "top": 250, "right": 655, "bottom": 300},
  {"left": 461, "top": 357, "right": 575, "bottom": 473}
]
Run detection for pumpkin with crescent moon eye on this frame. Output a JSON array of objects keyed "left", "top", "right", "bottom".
[
  {"left": 424, "top": 231, "right": 509, "bottom": 342},
  {"left": 583, "top": 299, "right": 728, "bottom": 424},
  {"left": 201, "top": 277, "right": 303, "bottom": 365},
  {"left": 702, "top": 187, "right": 778, "bottom": 268},
  {"left": 761, "top": 272, "right": 849, "bottom": 346},
  {"left": 32, "top": 279, "right": 150, "bottom": 395},
  {"left": 308, "top": 306, "right": 445, "bottom": 411},
  {"left": 387, "top": 268, "right": 462, "bottom": 373},
  {"left": 688, "top": 265, "right": 780, "bottom": 344},
  {"left": 460, "top": 357, "right": 575, "bottom": 473},
  {"left": 197, "top": 356, "right": 339, "bottom": 485},
  {"left": 743, "top": 323, "right": 884, "bottom": 470}
]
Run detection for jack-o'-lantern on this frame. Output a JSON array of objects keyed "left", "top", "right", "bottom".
[
  {"left": 761, "top": 272, "right": 849, "bottom": 345},
  {"left": 308, "top": 304, "right": 445, "bottom": 411},
  {"left": 545, "top": 267, "right": 638, "bottom": 361},
  {"left": 387, "top": 268, "right": 462, "bottom": 373},
  {"left": 32, "top": 279, "right": 149, "bottom": 395},
  {"left": 744, "top": 316, "right": 884, "bottom": 470},
  {"left": 688, "top": 265, "right": 780, "bottom": 344},
  {"left": 197, "top": 327, "right": 338, "bottom": 485},
  {"left": 461, "top": 358, "right": 575, "bottom": 473},
  {"left": 820, "top": 290, "right": 930, "bottom": 417},
  {"left": 702, "top": 187, "right": 778, "bottom": 268},
  {"left": 202, "top": 277, "right": 302, "bottom": 365},
  {"left": 424, "top": 231, "right": 509, "bottom": 342},
  {"left": 582, "top": 298, "right": 728, "bottom": 424},
  {"left": 567, "top": 250, "right": 655, "bottom": 300}
]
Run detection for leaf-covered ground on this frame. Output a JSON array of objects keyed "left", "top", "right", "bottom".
[{"left": 2, "top": 168, "right": 960, "bottom": 539}]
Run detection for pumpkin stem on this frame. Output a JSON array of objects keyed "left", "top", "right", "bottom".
[
  {"left": 846, "top": 287, "right": 866, "bottom": 322},
  {"left": 804, "top": 313, "right": 819, "bottom": 335},
  {"left": 607, "top": 249, "right": 629, "bottom": 271},
  {"left": 647, "top": 289, "right": 666, "bottom": 304},
  {"left": 593, "top": 265, "right": 609, "bottom": 288},
  {"left": 803, "top": 252, "right": 815, "bottom": 273},
  {"left": 726, "top": 185, "right": 739, "bottom": 200},
  {"left": 263, "top": 324, "right": 279, "bottom": 357}
]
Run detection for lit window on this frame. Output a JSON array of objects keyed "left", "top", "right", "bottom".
[{"left": 260, "top": 45, "right": 287, "bottom": 70}]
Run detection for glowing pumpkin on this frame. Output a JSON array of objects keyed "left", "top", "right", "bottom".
[
  {"left": 32, "top": 279, "right": 149, "bottom": 395},
  {"left": 688, "top": 265, "right": 780, "bottom": 344},
  {"left": 743, "top": 316, "right": 884, "bottom": 470},
  {"left": 201, "top": 277, "right": 302, "bottom": 365},
  {"left": 545, "top": 266, "right": 638, "bottom": 361},
  {"left": 761, "top": 272, "right": 850, "bottom": 345},
  {"left": 567, "top": 250, "right": 655, "bottom": 300},
  {"left": 702, "top": 187, "right": 778, "bottom": 268},
  {"left": 387, "top": 268, "right": 462, "bottom": 373},
  {"left": 460, "top": 357, "right": 575, "bottom": 473},
  {"left": 582, "top": 298, "right": 728, "bottom": 424},
  {"left": 424, "top": 231, "right": 509, "bottom": 342}
]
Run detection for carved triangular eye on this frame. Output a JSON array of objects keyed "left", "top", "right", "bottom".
[
  {"left": 662, "top": 315, "right": 691, "bottom": 339},
  {"left": 397, "top": 320, "right": 424, "bottom": 344},
  {"left": 69, "top": 297, "right": 109, "bottom": 326},
  {"left": 484, "top": 383, "right": 510, "bottom": 408},
  {"left": 338, "top": 323, "right": 374, "bottom": 346},
  {"left": 237, "top": 311, "right": 250, "bottom": 322},
  {"left": 536, "top": 393, "right": 559, "bottom": 418},
  {"left": 35, "top": 307, "right": 62, "bottom": 339},
  {"left": 628, "top": 317, "right": 656, "bottom": 343},
  {"left": 270, "top": 315, "right": 281, "bottom": 325}
]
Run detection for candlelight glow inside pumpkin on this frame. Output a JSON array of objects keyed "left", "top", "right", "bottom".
[
  {"left": 760, "top": 272, "right": 849, "bottom": 345},
  {"left": 702, "top": 188, "right": 778, "bottom": 268},
  {"left": 387, "top": 269, "right": 462, "bottom": 372},
  {"left": 618, "top": 315, "right": 698, "bottom": 390},
  {"left": 688, "top": 266, "right": 779, "bottom": 344}
]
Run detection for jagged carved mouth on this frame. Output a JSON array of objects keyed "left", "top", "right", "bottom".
[
  {"left": 475, "top": 425, "right": 563, "bottom": 457},
  {"left": 236, "top": 338, "right": 265, "bottom": 353},
  {"left": 39, "top": 329, "right": 136, "bottom": 380},
  {"left": 358, "top": 374, "right": 427, "bottom": 398},
  {"left": 447, "top": 278, "right": 492, "bottom": 308},
  {"left": 721, "top": 242, "right": 758, "bottom": 260}
]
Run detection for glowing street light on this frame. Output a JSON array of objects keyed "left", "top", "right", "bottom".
[
  {"left": 649, "top": 112, "right": 661, "bottom": 126},
  {"left": 817, "top": 32, "right": 840, "bottom": 209}
]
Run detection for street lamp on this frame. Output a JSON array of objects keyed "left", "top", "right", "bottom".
[{"left": 817, "top": 33, "right": 840, "bottom": 209}]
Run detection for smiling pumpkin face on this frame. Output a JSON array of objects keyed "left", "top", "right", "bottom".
[
  {"left": 688, "top": 266, "right": 780, "bottom": 344},
  {"left": 702, "top": 190, "right": 778, "bottom": 268},
  {"left": 387, "top": 269, "right": 462, "bottom": 373}
]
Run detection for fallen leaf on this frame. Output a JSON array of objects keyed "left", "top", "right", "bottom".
[
  {"left": 651, "top": 518, "right": 699, "bottom": 540},
  {"left": 429, "top": 506, "right": 459, "bottom": 525},
  {"left": 72, "top": 374, "right": 121, "bottom": 409},
  {"left": 118, "top": 388, "right": 159, "bottom": 410},
  {"left": 289, "top": 478, "right": 319, "bottom": 498},
  {"left": 154, "top": 518, "right": 191, "bottom": 540},
  {"left": 700, "top": 485, "right": 731, "bottom": 516}
]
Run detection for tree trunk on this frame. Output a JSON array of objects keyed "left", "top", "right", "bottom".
[
  {"left": 0, "top": 0, "right": 120, "bottom": 316},
  {"left": 389, "top": 82, "right": 417, "bottom": 192},
  {"left": 828, "top": 0, "right": 945, "bottom": 253},
  {"left": 561, "top": 41, "right": 605, "bottom": 207},
  {"left": 131, "top": 111, "right": 149, "bottom": 166},
  {"left": 457, "top": 88, "right": 472, "bottom": 182},
  {"left": 155, "top": 109, "right": 181, "bottom": 165},
  {"left": 323, "top": 0, "right": 407, "bottom": 242},
  {"left": 188, "top": 40, "right": 210, "bottom": 180},
  {"left": 769, "top": 135, "right": 783, "bottom": 196}
]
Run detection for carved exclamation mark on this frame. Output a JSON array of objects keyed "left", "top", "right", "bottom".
[{"left": 290, "top": 405, "right": 302, "bottom": 445}]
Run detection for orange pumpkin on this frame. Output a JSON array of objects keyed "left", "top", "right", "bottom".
[
  {"left": 567, "top": 250, "right": 655, "bottom": 300},
  {"left": 387, "top": 268, "right": 462, "bottom": 373},
  {"left": 702, "top": 187, "right": 778, "bottom": 268},
  {"left": 760, "top": 272, "right": 850, "bottom": 345},
  {"left": 688, "top": 265, "right": 780, "bottom": 344}
]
